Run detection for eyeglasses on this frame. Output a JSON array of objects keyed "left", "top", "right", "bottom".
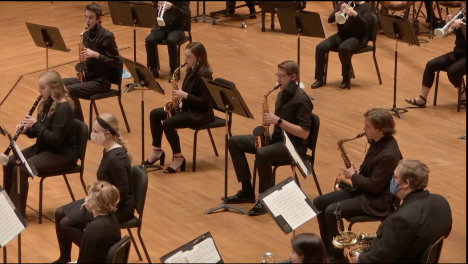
[{"left": 274, "top": 73, "right": 290, "bottom": 78}]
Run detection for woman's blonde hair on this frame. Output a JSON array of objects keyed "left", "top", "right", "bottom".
[
  {"left": 86, "top": 180, "right": 120, "bottom": 213},
  {"left": 98, "top": 113, "right": 133, "bottom": 161},
  {"left": 37, "top": 70, "right": 74, "bottom": 117}
]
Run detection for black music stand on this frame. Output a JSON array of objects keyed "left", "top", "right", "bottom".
[
  {"left": 209, "top": 2, "right": 260, "bottom": 29},
  {"left": 108, "top": 2, "right": 157, "bottom": 93},
  {"left": 191, "top": 1, "right": 213, "bottom": 23},
  {"left": 277, "top": 10, "right": 326, "bottom": 100},
  {"left": 25, "top": 22, "right": 70, "bottom": 71},
  {"left": 202, "top": 78, "right": 254, "bottom": 215},
  {"left": 378, "top": 13, "right": 420, "bottom": 119},
  {"left": 122, "top": 57, "right": 164, "bottom": 170}
]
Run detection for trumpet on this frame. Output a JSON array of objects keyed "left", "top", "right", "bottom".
[
  {"left": 157, "top": 1, "right": 167, "bottom": 27},
  {"left": 434, "top": 8, "right": 465, "bottom": 38},
  {"left": 335, "top": 1, "right": 355, "bottom": 25}
]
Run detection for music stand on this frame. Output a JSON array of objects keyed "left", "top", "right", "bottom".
[
  {"left": 202, "top": 78, "right": 255, "bottom": 215},
  {"left": 122, "top": 57, "right": 165, "bottom": 170},
  {"left": 191, "top": 1, "right": 213, "bottom": 23},
  {"left": 108, "top": 2, "right": 158, "bottom": 93},
  {"left": 25, "top": 22, "right": 70, "bottom": 71},
  {"left": 378, "top": 13, "right": 420, "bottom": 119},
  {"left": 277, "top": 10, "right": 326, "bottom": 100}
]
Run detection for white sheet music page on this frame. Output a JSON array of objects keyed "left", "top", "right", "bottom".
[
  {"left": 262, "top": 190, "right": 281, "bottom": 217},
  {"left": 0, "top": 191, "right": 25, "bottom": 246},
  {"left": 282, "top": 131, "right": 309, "bottom": 177},
  {"left": 196, "top": 237, "right": 221, "bottom": 263},
  {"left": 165, "top": 251, "right": 189, "bottom": 263}
]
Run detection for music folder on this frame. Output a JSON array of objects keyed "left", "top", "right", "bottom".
[
  {"left": 258, "top": 177, "right": 318, "bottom": 234},
  {"left": 160, "top": 231, "right": 223, "bottom": 263},
  {"left": 0, "top": 126, "right": 38, "bottom": 178},
  {"left": 282, "top": 130, "right": 311, "bottom": 179},
  {"left": 0, "top": 186, "right": 26, "bottom": 248}
]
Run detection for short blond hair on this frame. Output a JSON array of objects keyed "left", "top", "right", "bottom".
[{"left": 86, "top": 181, "right": 120, "bottom": 213}]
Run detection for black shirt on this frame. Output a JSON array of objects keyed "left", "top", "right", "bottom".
[
  {"left": 453, "top": 26, "right": 466, "bottom": 58},
  {"left": 329, "top": 1, "right": 371, "bottom": 39},
  {"left": 25, "top": 100, "right": 77, "bottom": 169},
  {"left": 271, "top": 81, "right": 313, "bottom": 147},
  {"left": 77, "top": 214, "right": 121, "bottom": 263},
  {"left": 152, "top": 1, "right": 190, "bottom": 30}
]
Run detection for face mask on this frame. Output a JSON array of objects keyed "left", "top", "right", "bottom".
[
  {"left": 90, "top": 132, "right": 106, "bottom": 145},
  {"left": 390, "top": 178, "right": 402, "bottom": 195}
]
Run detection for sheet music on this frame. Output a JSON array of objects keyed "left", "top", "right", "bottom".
[
  {"left": 283, "top": 131, "right": 310, "bottom": 178},
  {"left": 0, "top": 191, "right": 25, "bottom": 246},
  {"left": 11, "top": 140, "right": 37, "bottom": 178},
  {"left": 164, "top": 237, "right": 221, "bottom": 263}
]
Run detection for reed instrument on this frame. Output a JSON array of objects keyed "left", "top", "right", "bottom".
[
  {"left": 0, "top": 95, "right": 42, "bottom": 165},
  {"left": 434, "top": 8, "right": 465, "bottom": 38},
  {"left": 253, "top": 84, "right": 281, "bottom": 149},
  {"left": 334, "top": 131, "right": 366, "bottom": 191},
  {"left": 335, "top": 1, "right": 355, "bottom": 24},
  {"left": 157, "top": 1, "right": 167, "bottom": 27},
  {"left": 164, "top": 62, "right": 187, "bottom": 118},
  {"left": 76, "top": 25, "right": 89, "bottom": 83}
]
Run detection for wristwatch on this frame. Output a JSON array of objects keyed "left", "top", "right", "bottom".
[{"left": 276, "top": 118, "right": 283, "bottom": 126}]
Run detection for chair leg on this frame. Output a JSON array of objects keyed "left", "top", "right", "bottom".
[
  {"left": 127, "top": 228, "right": 143, "bottom": 261},
  {"left": 62, "top": 175, "right": 75, "bottom": 201},
  {"left": 434, "top": 71, "right": 440, "bottom": 106},
  {"left": 80, "top": 172, "right": 87, "bottom": 195},
  {"left": 252, "top": 161, "right": 257, "bottom": 193},
  {"left": 311, "top": 167, "right": 322, "bottom": 195},
  {"left": 324, "top": 52, "right": 329, "bottom": 84},
  {"left": 348, "top": 222, "right": 354, "bottom": 231},
  {"left": 373, "top": 49, "right": 383, "bottom": 85},
  {"left": 457, "top": 78, "right": 465, "bottom": 113},
  {"left": 89, "top": 100, "right": 94, "bottom": 139},
  {"left": 39, "top": 177, "right": 45, "bottom": 224},
  {"left": 138, "top": 227, "right": 152, "bottom": 263},
  {"left": 272, "top": 166, "right": 279, "bottom": 186},
  {"left": 291, "top": 165, "right": 301, "bottom": 188},
  {"left": 92, "top": 101, "right": 99, "bottom": 117},
  {"left": 193, "top": 130, "right": 199, "bottom": 172},
  {"left": 118, "top": 95, "right": 131, "bottom": 133},
  {"left": 207, "top": 129, "right": 218, "bottom": 156}
]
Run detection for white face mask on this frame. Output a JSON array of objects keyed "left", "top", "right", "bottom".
[{"left": 90, "top": 132, "right": 106, "bottom": 145}]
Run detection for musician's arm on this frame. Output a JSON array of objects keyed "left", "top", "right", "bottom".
[
  {"left": 185, "top": 70, "right": 213, "bottom": 110},
  {"left": 278, "top": 121, "right": 309, "bottom": 139},
  {"left": 96, "top": 33, "right": 120, "bottom": 69},
  {"left": 25, "top": 127, "right": 37, "bottom": 138},
  {"left": 328, "top": 1, "right": 344, "bottom": 23},
  {"left": 351, "top": 154, "right": 396, "bottom": 193},
  {"left": 108, "top": 154, "right": 130, "bottom": 202},
  {"left": 353, "top": 5, "right": 371, "bottom": 34},
  {"left": 169, "top": 1, "right": 190, "bottom": 20},
  {"left": 277, "top": 99, "right": 312, "bottom": 140},
  {"left": 30, "top": 103, "right": 74, "bottom": 146}
]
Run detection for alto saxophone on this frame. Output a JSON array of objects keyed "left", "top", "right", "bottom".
[
  {"left": 76, "top": 25, "right": 89, "bottom": 83},
  {"left": 253, "top": 84, "right": 281, "bottom": 149},
  {"left": 332, "top": 203, "right": 376, "bottom": 262},
  {"left": 164, "top": 62, "right": 187, "bottom": 117},
  {"left": 334, "top": 131, "right": 366, "bottom": 191}
]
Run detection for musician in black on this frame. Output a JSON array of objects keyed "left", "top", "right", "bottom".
[
  {"left": 289, "top": 233, "right": 327, "bottom": 263},
  {"left": 223, "top": 61, "right": 313, "bottom": 216},
  {"left": 311, "top": 1, "right": 371, "bottom": 89},
  {"left": 226, "top": 1, "right": 257, "bottom": 17},
  {"left": 312, "top": 108, "right": 403, "bottom": 263},
  {"left": 2, "top": 70, "right": 77, "bottom": 218},
  {"left": 405, "top": 2, "right": 466, "bottom": 109},
  {"left": 63, "top": 3, "right": 121, "bottom": 122},
  {"left": 145, "top": 1, "right": 190, "bottom": 82},
  {"left": 53, "top": 113, "right": 134, "bottom": 264},
  {"left": 145, "top": 42, "right": 214, "bottom": 173}
]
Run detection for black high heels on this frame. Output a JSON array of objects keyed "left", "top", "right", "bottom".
[
  {"left": 163, "top": 156, "right": 186, "bottom": 173},
  {"left": 142, "top": 151, "right": 165, "bottom": 166}
]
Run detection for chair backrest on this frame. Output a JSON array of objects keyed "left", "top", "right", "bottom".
[
  {"left": 420, "top": 236, "right": 444, "bottom": 263},
  {"left": 109, "top": 57, "right": 124, "bottom": 87},
  {"left": 74, "top": 119, "right": 89, "bottom": 165},
  {"left": 368, "top": 13, "right": 379, "bottom": 42},
  {"left": 131, "top": 165, "right": 148, "bottom": 216},
  {"left": 106, "top": 235, "right": 131, "bottom": 263},
  {"left": 307, "top": 113, "right": 320, "bottom": 165}
]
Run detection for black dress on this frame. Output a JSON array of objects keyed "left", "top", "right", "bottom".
[
  {"left": 62, "top": 147, "right": 135, "bottom": 224},
  {"left": 77, "top": 213, "right": 121, "bottom": 263}
]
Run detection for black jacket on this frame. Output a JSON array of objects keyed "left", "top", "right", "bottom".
[
  {"left": 329, "top": 1, "right": 371, "bottom": 39},
  {"left": 153, "top": 1, "right": 190, "bottom": 29},
  {"left": 350, "top": 136, "right": 403, "bottom": 216},
  {"left": 181, "top": 64, "right": 215, "bottom": 126},
  {"left": 359, "top": 189, "right": 453, "bottom": 263}
]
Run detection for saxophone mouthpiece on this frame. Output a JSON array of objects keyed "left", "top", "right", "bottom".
[
  {"left": 274, "top": 83, "right": 281, "bottom": 89},
  {"left": 180, "top": 62, "right": 187, "bottom": 67}
]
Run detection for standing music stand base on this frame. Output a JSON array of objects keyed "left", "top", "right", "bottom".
[
  {"left": 204, "top": 203, "right": 248, "bottom": 215},
  {"left": 191, "top": 1, "right": 213, "bottom": 23},
  {"left": 386, "top": 107, "right": 408, "bottom": 119},
  {"left": 459, "top": 134, "right": 466, "bottom": 140}
]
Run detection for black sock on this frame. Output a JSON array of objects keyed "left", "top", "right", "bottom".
[{"left": 242, "top": 181, "right": 253, "bottom": 195}]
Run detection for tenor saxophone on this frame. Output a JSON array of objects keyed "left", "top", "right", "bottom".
[
  {"left": 253, "top": 84, "right": 281, "bottom": 149},
  {"left": 164, "top": 62, "right": 187, "bottom": 117},
  {"left": 334, "top": 131, "right": 366, "bottom": 191},
  {"left": 76, "top": 25, "right": 89, "bottom": 83}
]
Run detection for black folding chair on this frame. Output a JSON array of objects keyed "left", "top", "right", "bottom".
[
  {"left": 420, "top": 236, "right": 444, "bottom": 263},
  {"left": 106, "top": 235, "right": 131, "bottom": 263},
  {"left": 433, "top": 70, "right": 466, "bottom": 112}
]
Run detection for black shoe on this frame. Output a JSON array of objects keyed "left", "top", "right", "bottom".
[
  {"left": 311, "top": 80, "right": 324, "bottom": 89},
  {"left": 248, "top": 201, "right": 267, "bottom": 216},
  {"left": 222, "top": 190, "right": 255, "bottom": 204},
  {"left": 340, "top": 77, "right": 349, "bottom": 89},
  {"left": 163, "top": 156, "right": 186, "bottom": 173},
  {"left": 149, "top": 67, "right": 159, "bottom": 78},
  {"left": 143, "top": 151, "right": 165, "bottom": 166}
]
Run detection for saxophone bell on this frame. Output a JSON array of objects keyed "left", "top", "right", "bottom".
[{"left": 261, "top": 252, "right": 275, "bottom": 264}]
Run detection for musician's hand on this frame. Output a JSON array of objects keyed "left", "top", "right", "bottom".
[
  {"left": 346, "top": 6, "right": 358, "bottom": 17},
  {"left": 339, "top": 162, "right": 356, "bottom": 179},
  {"left": 80, "top": 48, "right": 99, "bottom": 59},
  {"left": 164, "top": 2, "right": 172, "bottom": 10},
  {"left": 172, "top": 90, "right": 188, "bottom": 99},
  {"left": 446, "top": 14, "right": 454, "bottom": 23},
  {"left": 22, "top": 115, "right": 37, "bottom": 128},
  {"left": 350, "top": 254, "right": 359, "bottom": 263},
  {"left": 451, "top": 19, "right": 466, "bottom": 29},
  {"left": 263, "top": 112, "right": 280, "bottom": 125},
  {"left": 15, "top": 124, "right": 26, "bottom": 134}
]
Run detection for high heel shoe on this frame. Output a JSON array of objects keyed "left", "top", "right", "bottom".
[
  {"left": 143, "top": 151, "right": 165, "bottom": 166},
  {"left": 163, "top": 156, "right": 186, "bottom": 173}
]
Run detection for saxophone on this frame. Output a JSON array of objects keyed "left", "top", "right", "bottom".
[
  {"left": 254, "top": 84, "right": 281, "bottom": 149},
  {"left": 334, "top": 131, "right": 366, "bottom": 191},
  {"left": 260, "top": 252, "right": 291, "bottom": 263},
  {"left": 76, "top": 25, "right": 89, "bottom": 83},
  {"left": 332, "top": 203, "right": 377, "bottom": 262},
  {"left": 164, "top": 62, "right": 187, "bottom": 117}
]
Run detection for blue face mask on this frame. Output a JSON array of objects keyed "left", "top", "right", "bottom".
[{"left": 390, "top": 178, "right": 401, "bottom": 195}]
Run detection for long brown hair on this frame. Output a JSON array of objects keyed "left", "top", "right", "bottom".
[
  {"left": 291, "top": 233, "right": 327, "bottom": 263},
  {"left": 37, "top": 70, "right": 74, "bottom": 117},
  {"left": 186, "top": 42, "right": 212, "bottom": 73}
]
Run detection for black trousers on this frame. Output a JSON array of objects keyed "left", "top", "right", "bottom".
[
  {"left": 63, "top": 78, "right": 111, "bottom": 122},
  {"left": 2, "top": 145, "right": 68, "bottom": 217},
  {"left": 145, "top": 27, "right": 185, "bottom": 73},
  {"left": 149, "top": 107, "right": 192, "bottom": 154},
  {"left": 226, "top": 1, "right": 256, "bottom": 14},
  {"left": 312, "top": 188, "right": 371, "bottom": 258},
  {"left": 228, "top": 135, "right": 306, "bottom": 194},
  {"left": 422, "top": 52, "right": 466, "bottom": 88},
  {"left": 315, "top": 33, "right": 369, "bottom": 80}
]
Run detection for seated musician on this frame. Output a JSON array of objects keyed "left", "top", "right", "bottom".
[
  {"left": 145, "top": 1, "right": 190, "bottom": 82},
  {"left": 405, "top": 2, "right": 466, "bottom": 109},
  {"left": 223, "top": 61, "right": 313, "bottom": 216},
  {"left": 63, "top": 3, "right": 121, "bottom": 122},
  {"left": 145, "top": 42, "right": 214, "bottom": 173},
  {"left": 226, "top": 1, "right": 257, "bottom": 17},
  {"left": 2, "top": 70, "right": 77, "bottom": 218},
  {"left": 312, "top": 108, "right": 403, "bottom": 263},
  {"left": 353, "top": 159, "right": 453, "bottom": 263},
  {"left": 53, "top": 113, "right": 134, "bottom": 264},
  {"left": 311, "top": 1, "right": 371, "bottom": 89},
  {"left": 289, "top": 233, "right": 327, "bottom": 263}
]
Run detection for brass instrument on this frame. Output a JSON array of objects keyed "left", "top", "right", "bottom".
[
  {"left": 334, "top": 131, "right": 366, "bottom": 191},
  {"left": 335, "top": 1, "right": 355, "bottom": 24},
  {"left": 254, "top": 84, "right": 281, "bottom": 149},
  {"left": 434, "top": 8, "right": 465, "bottom": 38},
  {"left": 157, "top": 1, "right": 167, "bottom": 27},
  {"left": 332, "top": 203, "right": 377, "bottom": 263},
  {"left": 260, "top": 253, "right": 292, "bottom": 264},
  {"left": 164, "top": 62, "right": 187, "bottom": 117},
  {"left": 0, "top": 95, "right": 42, "bottom": 165},
  {"left": 76, "top": 25, "right": 89, "bottom": 83}
]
